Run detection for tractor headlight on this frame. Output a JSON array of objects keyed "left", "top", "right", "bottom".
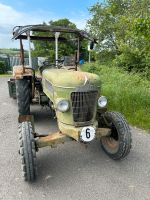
[
  {"left": 98, "top": 96, "right": 107, "bottom": 108},
  {"left": 56, "top": 99, "right": 69, "bottom": 112}
]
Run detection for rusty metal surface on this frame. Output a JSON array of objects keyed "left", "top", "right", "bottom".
[
  {"left": 58, "top": 123, "right": 110, "bottom": 140},
  {"left": 18, "top": 115, "right": 35, "bottom": 131},
  {"left": 18, "top": 115, "right": 33, "bottom": 123},
  {"left": 101, "top": 137, "right": 119, "bottom": 150},
  {"left": 58, "top": 122, "right": 80, "bottom": 141},
  {"left": 36, "top": 132, "right": 73, "bottom": 148},
  {"left": 96, "top": 128, "right": 111, "bottom": 137},
  {"left": 20, "top": 39, "right": 25, "bottom": 68},
  {"left": 36, "top": 126, "right": 111, "bottom": 148},
  {"left": 13, "top": 65, "right": 33, "bottom": 79}
]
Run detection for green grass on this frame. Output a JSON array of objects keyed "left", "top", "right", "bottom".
[
  {"left": 0, "top": 48, "right": 28, "bottom": 58},
  {"left": 82, "top": 63, "right": 150, "bottom": 131},
  {"left": 0, "top": 74, "right": 11, "bottom": 77}
]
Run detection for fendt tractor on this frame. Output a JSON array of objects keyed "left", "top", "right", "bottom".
[{"left": 8, "top": 25, "right": 132, "bottom": 182}]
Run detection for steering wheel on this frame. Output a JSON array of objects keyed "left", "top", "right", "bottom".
[
  {"left": 38, "top": 60, "right": 56, "bottom": 74},
  {"left": 55, "top": 59, "right": 64, "bottom": 69},
  {"left": 42, "top": 60, "right": 51, "bottom": 66}
]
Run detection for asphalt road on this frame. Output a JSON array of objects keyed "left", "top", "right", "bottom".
[{"left": 0, "top": 77, "right": 150, "bottom": 200}]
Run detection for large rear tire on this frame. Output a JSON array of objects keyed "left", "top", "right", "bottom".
[
  {"left": 18, "top": 121, "right": 37, "bottom": 182},
  {"left": 99, "top": 112, "right": 132, "bottom": 160},
  {"left": 16, "top": 79, "right": 30, "bottom": 115}
]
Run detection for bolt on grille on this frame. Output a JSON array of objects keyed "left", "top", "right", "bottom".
[{"left": 71, "top": 91, "right": 98, "bottom": 123}]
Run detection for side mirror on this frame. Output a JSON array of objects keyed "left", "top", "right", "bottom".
[{"left": 90, "top": 41, "right": 94, "bottom": 50}]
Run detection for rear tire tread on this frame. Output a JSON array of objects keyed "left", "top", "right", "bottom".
[{"left": 16, "top": 79, "right": 30, "bottom": 115}]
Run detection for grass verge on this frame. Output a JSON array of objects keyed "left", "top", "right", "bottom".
[
  {"left": 82, "top": 63, "right": 150, "bottom": 131},
  {"left": 0, "top": 74, "right": 11, "bottom": 77}
]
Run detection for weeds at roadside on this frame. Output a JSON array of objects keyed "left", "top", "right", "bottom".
[{"left": 82, "top": 63, "right": 150, "bottom": 131}]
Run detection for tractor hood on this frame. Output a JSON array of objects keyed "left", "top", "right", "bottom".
[{"left": 42, "top": 69, "right": 100, "bottom": 88}]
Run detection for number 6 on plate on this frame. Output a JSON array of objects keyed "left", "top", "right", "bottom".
[{"left": 80, "top": 126, "right": 96, "bottom": 142}]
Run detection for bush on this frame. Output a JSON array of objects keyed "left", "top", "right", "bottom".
[
  {"left": 82, "top": 63, "right": 150, "bottom": 131},
  {"left": 0, "top": 61, "right": 7, "bottom": 74},
  {"left": 113, "top": 45, "right": 150, "bottom": 79},
  {"left": 95, "top": 50, "right": 116, "bottom": 64}
]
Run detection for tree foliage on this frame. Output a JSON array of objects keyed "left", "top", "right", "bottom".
[
  {"left": 87, "top": 0, "right": 150, "bottom": 77},
  {"left": 0, "top": 61, "right": 7, "bottom": 74},
  {"left": 32, "top": 18, "right": 88, "bottom": 62}
]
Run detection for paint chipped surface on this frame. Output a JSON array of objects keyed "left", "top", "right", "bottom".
[
  {"left": 13, "top": 65, "right": 33, "bottom": 79},
  {"left": 42, "top": 69, "right": 100, "bottom": 88}
]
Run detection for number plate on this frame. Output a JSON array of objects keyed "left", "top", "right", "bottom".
[{"left": 80, "top": 126, "right": 96, "bottom": 142}]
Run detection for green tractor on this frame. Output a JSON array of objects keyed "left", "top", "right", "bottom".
[{"left": 8, "top": 25, "right": 132, "bottom": 182}]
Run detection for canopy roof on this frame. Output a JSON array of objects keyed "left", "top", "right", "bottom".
[{"left": 12, "top": 24, "right": 96, "bottom": 42}]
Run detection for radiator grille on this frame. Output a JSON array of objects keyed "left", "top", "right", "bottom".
[{"left": 71, "top": 91, "right": 98, "bottom": 123}]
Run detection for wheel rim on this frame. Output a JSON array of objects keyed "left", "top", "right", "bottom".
[{"left": 101, "top": 137, "right": 119, "bottom": 149}]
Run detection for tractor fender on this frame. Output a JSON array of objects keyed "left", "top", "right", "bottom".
[{"left": 13, "top": 65, "right": 33, "bottom": 79}]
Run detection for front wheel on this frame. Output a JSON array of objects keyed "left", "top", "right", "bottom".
[
  {"left": 18, "top": 121, "right": 37, "bottom": 182},
  {"left": 98, "top": 112, "right": 132, "bottom": 160}
]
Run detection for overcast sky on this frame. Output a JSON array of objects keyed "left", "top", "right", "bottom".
[{"left": 0, "top": 0, "right": 102, "bottom": 48}]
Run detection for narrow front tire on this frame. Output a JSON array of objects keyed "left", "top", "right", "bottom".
[
  {"left": 18, "top": 121, "right": 37, "bottom": 182},
  {"left": 98, "top": 112, "right": 132, "bottom": 160}
]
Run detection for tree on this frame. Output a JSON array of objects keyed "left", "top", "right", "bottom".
[
  {"left": 87, "top": 0, "right": 150, "bottom": 76},
  {"left": 32, "top": 19, "right": 79, "bottom": 61}
]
